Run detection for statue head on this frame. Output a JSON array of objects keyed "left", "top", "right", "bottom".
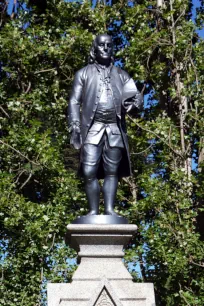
[{"left": 89, "top": 34, "right": 114, "bottom": 65}]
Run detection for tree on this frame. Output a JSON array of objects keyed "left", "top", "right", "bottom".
[
  {"left": 0, "top": 1, "right": 99, "bottom": 305},
  {"left": 117, "top": 1, "right": 204, "bottom": 305},
  {"left": 0, "top": 1, "right": 203, "bottom": 305}
]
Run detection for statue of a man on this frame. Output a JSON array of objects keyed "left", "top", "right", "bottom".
[{"left": 68, "top": 34, "right": 143, "bottom": 217}]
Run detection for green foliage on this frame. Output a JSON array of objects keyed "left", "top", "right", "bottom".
[
  {"left": 0, "top": 1, "right": 203, "bottom": 305},
  {"left": 117, "top": 1, "right": 204, "bottom": 305}
]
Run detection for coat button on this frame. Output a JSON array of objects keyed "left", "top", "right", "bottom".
[
  {"left": 95, "top": 102, "right": 98, "bottom": 105},
  {"left": 90, "top": 117, "right": 93, "bottom": 120},
  {"left": 86, "top": 124, "right": 89, "bottom": 127}
]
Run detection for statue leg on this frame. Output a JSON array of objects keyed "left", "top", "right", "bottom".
[
  {"left": 82, "top": 143, "right": 103, "bottom": 215},
  {"left": 102, "top": 140, "right": 123, "bottom": 216}
]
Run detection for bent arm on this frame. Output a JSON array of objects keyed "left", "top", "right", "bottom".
[
  {"left": 121, "top": 76, "right": 143, "bottom": 112},
  {"left": 129, "top": 86, "right": 143, "bottom": 111}
]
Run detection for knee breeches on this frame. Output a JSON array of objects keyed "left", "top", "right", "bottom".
[{"left": 82, "top": 133, "right": 123, "bottom": 178}]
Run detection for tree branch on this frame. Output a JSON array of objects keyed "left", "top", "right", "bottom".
[
  {"left": 34, "top": 68, "right": 55, "bottom": 74},
  {"left": 173, "top": 9, "right": 186, "bottom": 28},
  {"left": 0, "top": 140, "right": 40, "bottom": 166},
  {"left": 127, "top": 115, "right": 183, "bottom": 158},
  {"left": 25, "top": 81, "right": 31, "bottom": 94},
  {"left": 14, "top": 169, "right": 27, "bottom": 184},
  {"left": 190, "top": 259, "right": 204, "bottom": 268},
  {"left": 49, "top": 233, "right": 56, "bottom": 251},
  {"left": 179, "top": 283, "right": 191, "bottom": 306},
  {"left": 131, "top": 142, "right": 154, "bottom": 155},
  {"left": 0, "top": 106, "right": 10, "bottom": 118},
  {"left": 19, "top": 171, "right": 32, "bottom": 189}
]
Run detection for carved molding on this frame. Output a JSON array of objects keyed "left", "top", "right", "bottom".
[
  {"left": 87, "top": 277, "right": 123, "bottom": 306},
  {"left": 95, "top": 289, "right": 115, "bottom": 306}
]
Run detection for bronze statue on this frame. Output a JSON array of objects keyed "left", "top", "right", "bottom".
[{"left": 68, "top": 34, "right": 143, "bottom": 222}]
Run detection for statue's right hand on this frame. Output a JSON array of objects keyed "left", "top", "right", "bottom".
[
  {"left": 68, "top": 121, "right": 80, "bottom": 133},
  {"left": 69, "top": 122, "right": 82, "bottom": 150}
]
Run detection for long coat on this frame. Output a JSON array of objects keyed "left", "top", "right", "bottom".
[{"left": 68, "top": 64, "right": 142, "bottom": 178}]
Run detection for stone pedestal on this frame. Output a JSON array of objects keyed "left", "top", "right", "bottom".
[{"left": 47, "top": 224, "right": 156, "bottom": 306}]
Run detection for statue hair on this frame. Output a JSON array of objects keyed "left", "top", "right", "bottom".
[{"left": 88, "top": 34, "right": 114, "bottom": 64}]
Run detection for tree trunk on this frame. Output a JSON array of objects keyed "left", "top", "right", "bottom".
[{"left": 157, "top": 0, "right": 164, "bottom": 8}]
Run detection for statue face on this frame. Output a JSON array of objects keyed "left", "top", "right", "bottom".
[{"left": 95, "top": 35, "right": 113, "bottom": 64}]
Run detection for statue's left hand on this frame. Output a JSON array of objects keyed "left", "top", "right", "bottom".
[
  {"left": 123, "top": 93, "right": 143, "bottom": 113},
  {"left": 123, "top": 101, "right": 135, "bottom": 113}
]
